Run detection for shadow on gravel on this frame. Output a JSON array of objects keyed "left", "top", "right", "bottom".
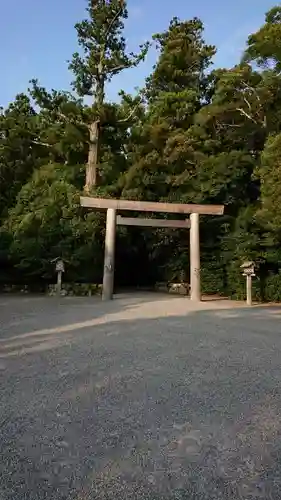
[
  {"left": 1, "top": 298, "right": 281, "bottom": 500},
  {"left": 0, "top": 293, "right": 180, "bottom": 344},
  {"left": 0, "top": 295, "right": 280, "bottom": 359}
]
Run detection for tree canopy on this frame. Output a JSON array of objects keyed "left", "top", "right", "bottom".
[{"left": 1, "top": 2, "right": 281, "bottom": 300}]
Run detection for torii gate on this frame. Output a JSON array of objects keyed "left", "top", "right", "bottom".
[{"left": 80, "top": 197, "right": 224, "bottom": 302}]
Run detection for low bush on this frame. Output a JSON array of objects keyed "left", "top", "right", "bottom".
[{"left": 48, "top": 283, "right": 102, "bottom": 296}]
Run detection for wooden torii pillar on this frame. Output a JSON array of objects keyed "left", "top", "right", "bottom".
[{"left": 80, "top": 197, "right": 224, "bottom": 302}]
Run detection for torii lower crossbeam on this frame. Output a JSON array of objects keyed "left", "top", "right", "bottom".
[{"left": 117, "top": 216, "right": 191, "bottom": 229}]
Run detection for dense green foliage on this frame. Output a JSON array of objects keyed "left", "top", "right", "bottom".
[{"left": 1, "top": 1, "right": 281, "bottom": 300}]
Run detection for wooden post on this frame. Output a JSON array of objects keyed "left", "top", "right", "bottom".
[
  {"left": 190, "top": 213, "right": 201, "bottom": 302},
  {"left": 57, "top": 271, "right": 62, "bottom": 296},
  {"left": 246, "top": 275, "right": 252, "bottom": 306},
  {"left": 102, "top": 208, "right": 117, "bottom": 301}
]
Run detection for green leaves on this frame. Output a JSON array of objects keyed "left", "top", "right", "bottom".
[
  {"left": 69, "top": 0, "right": 150, "bottom": 100},
  {"left": 2, "top": 4, "right": 281, "bottom": 299},
  {"left": 146, "top": 17, "right": 216, "bottom": 102},
  {"left": 244, "top": 6, "right": 281, "bottom": 72},
  {"left": 0, "top": 94, "right": 40, "bottom": 219},
  {"left": 6, "top": 163, "right": 104, "bottom": 281},
  {"left": 258, "top": 133, "right": 281, "bottom": 234},
  {"left": 122, "top": 16, "right": 217, "bottom": 203}
]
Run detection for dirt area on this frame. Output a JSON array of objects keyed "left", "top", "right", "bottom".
[{"left": 1, "top": 293, "right": 281, "bottom": 499}]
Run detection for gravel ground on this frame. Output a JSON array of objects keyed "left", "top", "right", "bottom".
[{"left": 1, "top": 293, "right": 281, "bottom": 500}]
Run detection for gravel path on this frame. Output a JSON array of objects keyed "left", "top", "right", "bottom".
[{"left": 1, "top": 294, "right": 281, "bottom": 499}]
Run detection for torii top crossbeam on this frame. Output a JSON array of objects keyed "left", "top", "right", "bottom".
[{"left": 80, "top": 197, "right": 224, "bottom": 216}]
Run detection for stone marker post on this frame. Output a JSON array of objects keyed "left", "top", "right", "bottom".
[{"left": 246, "top": 275, "right": 252, "bottom": 306}]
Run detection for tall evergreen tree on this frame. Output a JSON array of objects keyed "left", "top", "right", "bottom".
[
  {"left": 258, "top": 133, "right": 281, "bottom": 234},
  {"left": 122, "top": 17, "right": 216, "bottom": 202},
  {"left": 69, "top": 0, "right": 149, "bottom": 190},
  {"left": 0, "top": 94, "right": 39, "bottom": 219}
]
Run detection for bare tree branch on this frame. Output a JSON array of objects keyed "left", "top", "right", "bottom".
[
  {"left": 104, "top": 3, "right": 123, "bottom": 41},
  {"left": 243, "top": 96, "right": 252, "bottom": 111},
  {"left": 56, "top": 111, "right": 85, "bottom": 125},
  {"left": 108, "top": 63, "right": 131, "bottom": 75},
  {"left": 118, "top": 105, "right": 140, "bottom": 124},
  {"left": 237, "top": 105, "right": 267, "bottom": 128},
  {"left": 236, "top": 107, "right": 258, "bottom": 124},
  {"left": 223, "top": 122, "right": 244, "bottom": 128},
  {"left": 241, "top": 81, "right": 261, "bottom": 102},
  {"left": 31, "top": 140, "right": 53, "bottom": 148}
]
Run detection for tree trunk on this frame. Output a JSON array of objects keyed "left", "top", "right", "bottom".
[{"left": 85, "top": 120, "right": 100, "bottom": 192}]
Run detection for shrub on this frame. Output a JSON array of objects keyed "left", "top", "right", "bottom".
[{"left": 48, "top": 283, "right": 102, "bottom": 296}]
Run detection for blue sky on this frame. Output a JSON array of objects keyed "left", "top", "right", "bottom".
[{"left": 0, "top": 0, "right": 277, "bottom": 108}]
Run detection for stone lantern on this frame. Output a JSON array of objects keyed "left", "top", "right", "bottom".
[
  {"left": 51, "top": 258, "right": 65, "bottom": 296},
  {"left": 240, "top": 261, "right": 256, "bottom": 306}
]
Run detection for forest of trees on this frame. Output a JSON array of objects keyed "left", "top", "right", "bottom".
[{"left": 1, "top": 1, "right": 281, "bottom": 300}]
